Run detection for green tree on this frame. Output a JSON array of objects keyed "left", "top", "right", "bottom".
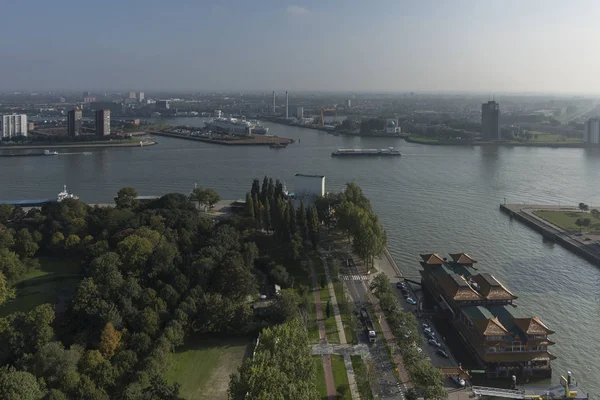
[
  {"left": 0, "top": 225, "right": 15, "bottom": 249},
  {"left": 0, "top": 366, "right": 43, "bottom": 400},
  {"left": 33, "top": 341, "right": 83, "bottom": 393},
  {"left": 251, "top": 178, "right": 261, "bottom": 198},
  {"left": 0, "top": 204, "right": 14, "bottom": 225},
  {"left": 115, "top": 187, "right": 139, "bottom": 209},
  {"left": 287, "top": 198, "right": 297, "bottom": 235},
  {"left": 229, "top": 319, "right": 319, "bottom": 400},
  {"left": 0, "top": 248, "right": 25, "bottom": 284},
  {"left": 307, "top": 205, "right": 320, "bottom": 249},
  {"left": 0, "top": 271, "right": 12, "bottom": 305},
  {"left": 272, "top": 288, "right": 300, "bottom": 323},
  {"left": 263, "top": 198, "right": 272, "bottom": 232},
  {"left": 64, "top": 234, "right": 81, "bottom": 249},
  {"left": 591, "top": 209, "right": 600, "bottom": 219},
  {"left": 117, "top": 235, "right": 153, "bottom": 270},
  {"left": 297, "top": 200, "right": 308, "bottom": 241},
  {"left": 14, "top": 228, "right": 38, "bottom": 258},
  {"left": 261, "top": 176, "right": 269, "bottom": 203},
  {"left": 245, "top": 192, "right": 254, "bottom": 219}
]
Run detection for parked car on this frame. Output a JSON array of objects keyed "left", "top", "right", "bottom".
[
  {"left": 422, "top": 323, "right": 429, "bottom": 330},
  {"left": 424, "top": 327, "right": 433, "bottom": 335},
  {"left": 426, "top": 331, "right": 436, "bottom": 340},
  {"left": 396, "top": 282, "right": 405, "bottom": 289},
  {"left": 436, "top": 349, "right": 449, "bottom": 358},
  {"left": 450, "top": 376, "right": 466, "bottom": 388},
  {"left": 406, "top": 297, "right": 417, "bottom": 305},
  {"left": 428, "top": 338, "right": 441, "bottom": 348},
  {"left": 402, "top": 291, "right": 409, "bottom": 298}
]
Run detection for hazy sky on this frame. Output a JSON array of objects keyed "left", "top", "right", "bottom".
[{"left": 2, "top": 0, "right": 600, "bottom": 93}]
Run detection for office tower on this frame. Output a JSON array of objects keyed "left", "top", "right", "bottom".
[
  {"left": 481, "top": 101, "right": 500, "bottom": 140},
  {"left": 95, "top": 109, "right": 110, "bottom": 136},
  {"left": 67, "top": 108, "right": 83, "bottom": 137}
]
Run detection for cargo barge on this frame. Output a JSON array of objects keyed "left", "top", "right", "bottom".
[
  {"left": 331, "top": 147, "right": 401, "bottom": 156},
  {"left": 0, "top": 185, "right": 78, "bottom": 207}
]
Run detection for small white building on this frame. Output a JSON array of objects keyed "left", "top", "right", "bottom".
[
  {"left": 294, "top": 174, "right": 325, "bottom": 206},
  {"left": 1, "top": 114, "right": 28, "bottom": 138}
]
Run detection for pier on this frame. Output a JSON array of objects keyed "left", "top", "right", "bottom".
[
  {"left": 500, "top": 203, "right": 600, "bottom": 266},
  {"left": 149, "top": 131, "right": 294, "bottom": 146}
]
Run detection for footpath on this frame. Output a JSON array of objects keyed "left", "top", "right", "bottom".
[{"left": 310, "top": 260, "right": 337, "bottom": 399}]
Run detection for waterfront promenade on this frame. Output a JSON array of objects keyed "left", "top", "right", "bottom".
[{"left": 500, "top": 203, "right": 600, "bottom": 266}]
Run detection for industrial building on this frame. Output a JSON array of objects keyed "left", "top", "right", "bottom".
[
  {"left": 95, "top": 109, "right": 110, "bottom": 136},
  {"left": 288, "top": 106, "right": 304, "bottom": 118},
  {"left": 1, "top": 114, "right": 28, "bottom": 138},
  {"left": 584, "top": 118, "right": 600, "bottom": 144},
  {"left": 481, "top": 101, "right": 500, "bottom": 140},
  {"left": 386, "top": 118, "right": 400, "bottom": 134},
  {"left": 67, "top": 108, "right": 83, "bottom": 137}
]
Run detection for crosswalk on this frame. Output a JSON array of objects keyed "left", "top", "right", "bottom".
[{"left": 341, "top": 274, "right": 369, "bottom": 281}]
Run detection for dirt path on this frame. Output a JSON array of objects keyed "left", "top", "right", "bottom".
[{"left": 311, "top": 260, "right": 337, "bottom": 399}]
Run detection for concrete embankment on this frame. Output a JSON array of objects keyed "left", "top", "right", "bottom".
[
  {"left": 0, "top": 141, "right": 157, "bottom": 150},
  {"left": 499, "top": 204, "right": 600, "bottom": 266}
]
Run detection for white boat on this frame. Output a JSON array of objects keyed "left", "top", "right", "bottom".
[
  {"left": 44, "top": 150, "right": 59, "bottom": 155},
  {"left": 57, "top": 185, "right": 79, "bottom": 202}
]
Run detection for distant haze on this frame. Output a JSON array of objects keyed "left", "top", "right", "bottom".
[{"left": 3, "top": 0, "right": 600, "bottom": 94}]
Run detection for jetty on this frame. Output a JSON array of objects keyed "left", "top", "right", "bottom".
[{"left": 499, "top": 203, "right": 600, "bottom": 266}]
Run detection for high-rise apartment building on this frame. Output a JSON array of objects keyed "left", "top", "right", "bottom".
[
  {"left": 1, "top": 114, "right": 28, "bottom": 138},
  {"left": 138, "top": 92, "right": 145, "bottom": 102},
  {"left": 95, "top": 109, "right": 110, "bottom": 136},
  {"left": 67, "top": 108, "right": 83, "bottom": 137},
  {"left": 481, "top": 101, "right": 500, "bottom": 140},
  {"left": 129, "top": 91, "right": 137, "bottom": 99},
  {"left": 584, "top": 118, "right": 600, "bottom": 144}
]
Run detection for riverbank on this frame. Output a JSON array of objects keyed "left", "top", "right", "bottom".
[
  {"left": 0, "top": 140, "right": 157, "bottom": 150},
  {"left": 264, "top": 118, "right": 406, "bottom": 138},
  {"left": 500, "top": 203, "right": 600, "bottom": 266},
  {"left": 404, "top": 135, "right": 585, "bottom": 148},
  {"left": 150, "top": 131, "right": 294, "bottom": 146}
]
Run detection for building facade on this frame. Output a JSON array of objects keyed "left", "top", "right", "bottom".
[
  {"left": 156, "top": 100, "right": 170, "bottom": 110},
  {"left": 294, "top": 174, "right": 325, "bottom": 206},
  {"left": 481, "top": 101, "right": 500, "bottom": 140},
  {"left": 67, "top": 108, "right": 83, "bottom": 137},
  {"left": 95, "top": 109, "right": 110, "bottom": 136},
  {"left": 288, "top": 106, "right": 304, "bottom": 118},
  {"left": 1, "top": 114, "right": 28, "bottom": 138},
  {"left": 138, "top": 92, "right": 145, "bottom": 102},
  {"left": 419, "top": 253, "right": 555, "bottom": 379},
  {"left": 584, "top": 118, "right": 600, "bottom": 144}
]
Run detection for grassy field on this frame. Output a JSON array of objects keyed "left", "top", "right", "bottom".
[
  {"left": 406, "top": 132, "right": 583, "bottom": 147},
  {"left": 0, "top": 257, "right": 81, "bottom": 317},
  {"left": 313, "top": 356, "right": 328, "bottom": 399},
  {"left": 351, "top": 355, "right": 375, "bottom": 400},
  {"left": 330, "top": 355, "right": 351, "bottom": 399},
  {"left": 527, "top": 131, "right": 582, "bottom": 144},
  {"left": 165, "top": 336, "right": 251, "bottom": 400},
  {"left": 534, "top": 210, "right": 600, "bottom": 232}
]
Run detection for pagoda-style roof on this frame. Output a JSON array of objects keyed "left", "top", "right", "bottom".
[
  {"left": 437, "top": 274, "right": 483, "bottom": 301},
  {"left": 420, "top": 253, "right": 445, "bottom": 265},
  {"left": 472, "top": 317, "right": 509, "bottom": 337},
  {"left": 514, "top": 317, "right": 555, "bottom": 335},
  {"left": 484, "top": 351, "right": 557, "bottom": 363},
  {"left": 470, "top": 273, "right": 518, "bottom": 301},
  {"left": 449, "top": 252, "right": 478, "bottom": 265}
]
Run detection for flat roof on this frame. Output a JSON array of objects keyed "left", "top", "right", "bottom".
[{"left": 295, "top": 173, "right": 325, "bottom": 178}]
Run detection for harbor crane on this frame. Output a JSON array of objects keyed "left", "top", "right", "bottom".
[{"left": 319, "top": 108, "right": 337, "bottom": 127}]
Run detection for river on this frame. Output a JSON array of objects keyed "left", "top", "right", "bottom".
[{"left": 1, "top": 117, "right": 599, "bottom": 393}]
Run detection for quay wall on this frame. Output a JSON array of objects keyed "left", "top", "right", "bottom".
[
  {"left": 499, "top": 204, "right": 600, "bottom": 266},
  {"left": 150, "top": 131, "right": 293, "bottom": 146}
]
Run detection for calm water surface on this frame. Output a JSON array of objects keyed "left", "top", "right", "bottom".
[{"left": 1, "top": 118, "right": 600, "bottom": 393}]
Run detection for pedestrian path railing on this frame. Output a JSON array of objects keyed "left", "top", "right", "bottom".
[{"left": 472, "top": 386, "right": 524, "bottom": 399}]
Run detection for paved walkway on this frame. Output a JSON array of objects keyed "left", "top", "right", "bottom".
[
  {"left": 312, "top": 343, "right": 370, "bottom": 356},
  {"left": 322, "top": 255, "right": 360, "bottom": 400},
  {"left": 310, "top": 260, "right": 337, "bottom": 399}
]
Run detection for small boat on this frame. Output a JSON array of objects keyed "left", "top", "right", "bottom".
[
  {"left": 44, "top": 150, "right": 59, "bottom": 155},
  {"left": 57, "top": 185, "right": 78, "bottom": 201},
  {"left": 269, "top": 142, "right": 287, "bottom": 149}
]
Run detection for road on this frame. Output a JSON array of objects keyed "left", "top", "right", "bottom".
[{"left": 334, "top": 252, "right": 405, "bottom": 400}]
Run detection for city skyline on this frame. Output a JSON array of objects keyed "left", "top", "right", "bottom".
[{"left": 2, "top": 0, "right": 600, "bottom": 94}]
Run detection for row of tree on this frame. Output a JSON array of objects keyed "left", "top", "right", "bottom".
[
  {"left": 245, "top": 176, "right": 320, "bottom": 249},
  {"left": 370, "top": 274, "right": 447, "bottom": 399},
  {"left": 334, "top": 183, "right": 387, "bottom": 271}
]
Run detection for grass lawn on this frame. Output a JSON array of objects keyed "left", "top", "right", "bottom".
[
  {"left": 0, "top": 257, "right": 81, "bottom": 317},
  {"left": 333, "top": 282, "right": 357, "bottom": 345},
  {"left": 534, "top": 210, "right": 600, "bottom": 232},
  {"left": 351, "top": 355, "right": 374, "bottom": 400},
  {"left": 527, "top": 131, "right": 582, "bottom": 144},
  {"left": 313, "top": 356, "right": 328, "bottom": 400},
  {"left": 330, "top": 355, "right": 351, "bottom": 400},
  {"left": 165, "top": 336, "right": 251, "bottom": 400}
]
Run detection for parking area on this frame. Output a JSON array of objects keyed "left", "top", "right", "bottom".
[{"left": 393, "top": 280, "right": 467, "bottom": 389}]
